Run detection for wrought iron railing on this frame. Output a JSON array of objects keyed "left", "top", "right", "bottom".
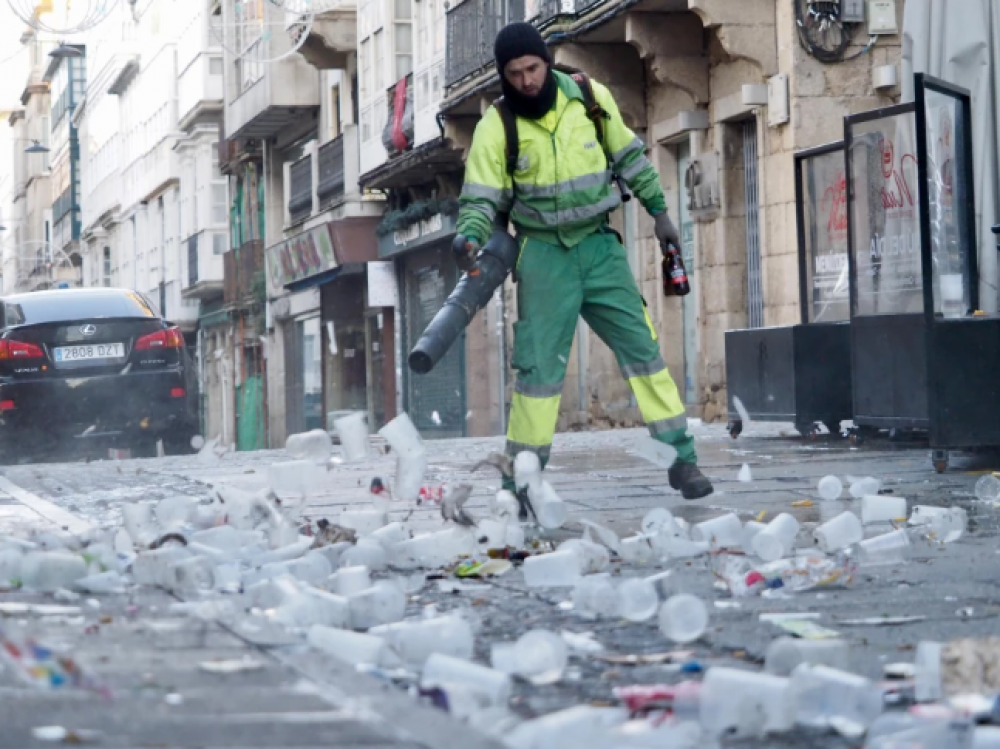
[
  {"left": 287, "top": 154, "right": 313, "bottom": 223},
  {"left": 317, "top": 135, "right": 345, "bottom": 205},
  {"left": 445, "top": 0, "right": 524, "bottom": 88}
]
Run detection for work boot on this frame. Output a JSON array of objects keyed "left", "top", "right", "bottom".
[
  {"left": 515, "top": 487, "right": 537, "bottom": 522},
  {"left": 668, "top": 462, "right": 714, "bottom": 500}
]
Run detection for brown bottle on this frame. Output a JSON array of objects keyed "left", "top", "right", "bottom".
[{"left": 661, "top": 241, "right": 691, "bottom": 297}]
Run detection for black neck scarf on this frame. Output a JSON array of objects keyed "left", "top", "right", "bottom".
[{"left": 501, "top": 68, "right": 558, "bottom": 120}]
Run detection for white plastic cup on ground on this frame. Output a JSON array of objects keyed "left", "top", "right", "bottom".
[
  {"left": 514, "top": 629, "right": 568, "bottom": 684},
  {"left": 286, "top": 429, "right": 333, "bottom": 463},
  {"left": 338, "top": 509, "right": 388, "bottom": 536},
  {"left": 422, "top": 652, "right": 512, "bottom": 708},
  {"left": 642, "top": 508, "right": 683, "bottom": 537},
  {"left": 329, "top": 565, "right": 371, "bottom": 597},
  {"left": 394, "top": 451, "right": 428, "bottom": 503},
  {"left": 914, "top": 641, "right": 943, "bottom": 702},
  {"left": 765, "top": 636, "right": 850, "bottom": 676},
  {"left": 272, "top": 586, "right": 351, "bottom": 629},
  {"left": 489, "top": 490, "right": 519, "bottom": 520},
  {"left": 818, "top": 475, "right": 844, "bottom": 501},
  {"left": 490, "top": 642, "right": 519, "bottom": 674},
  {"left": 790, "top": 663, "right": 883, "bottom": 730},
  {"left": 861, "top": 495, "right": 907, "bottom": 525},
  {"left": 909, "top": 505, "right": 951, "bottom": 526},
  {"left": 333, "top": 412, "right": 369, "bottom": 462},
  {"left": 522, "top": 550, "right": 581, "bottom": 587},
  {"left": 658, "top": 593, "right": 708, "bottom": 643},
  {"left": 850, "top": 476, "right": 882, "bottom": 498},
  {"left": 155, "top": 496, "right": 198, "bottom": 531},
  {"left": 571, "top": 574, "right": 620, "bottom": 617},
  {"left": 742, "top": 520, "right": 767, "bottom": 554},
  {"left": 813, "top": 511, "right": 864, "bottom": 552},
  {"left": 308, "top": 624, "right": 395, "bottom": 666},
  {"left": 348, "top": 580, "right": 407, "bottom": 629},
  {"left": 132, "top": 546, "right": 191, "bottom": 587},
  {"left": 122, "top": 502, "right": 160, "bottom": 547},
  {"left": 268, "top": 460, "right": 325, "bottom": 497},
  {"left": 368, "top": 521, "right": 411, "bottom": 550},
  {"left": 528, "top": 479, "right": 569, "bottom": 529},
  {"left": 369, "top": 614, "right": 474, "bottom": 664},
  {"left": 558, "top": 539, "right": 609, "bottom": 574},
  {"left": 752, "top": 513, "right": 800, "bottom": 561},
  {"left": 20, "top": 551, "right": 88, "bottom": 592},
  {"left": 692, "top": 513, "right": 743, "bottom": 550},
  {"left": 340, "top": 539, "right": 388, "bottom": 571},
  {"left": 620, "top": 534, "right": 658, "bottom": 563},
  {"left": 738, "top": 463, "right": 752, "bottom": 482},
  {"left": 169, "top": 556, "right": 215, "bottom": 594},
  {"left": 653, "top": 535, "right": 709, "bottom": 560},
  {"left": 858, "top": 528, "right": 910, "bottom": 566},
  {"left": 975, "top": 475, "right": 1000, "bottom": 503},
  {"left": 391, "top": 527, "right": 476, "bottom": 569},
  {"left": 698, "top": 666, "right": 794, "bottom": 737},
  {"left": 378, "top": 413, "right": 425, "bottom": 457},
  {"left": 617, "top": 578, "right": 659, "bottom": 622},
  {"left": 0, "top": 548, "right": 22, "bottom": 587},
  {"left": 513, "top": 451, "right": 542, "bottom": 490}
]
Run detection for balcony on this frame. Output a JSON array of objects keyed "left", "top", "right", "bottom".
[
  {"left": 382, "top": 75, "right": 414, "bottom": 157},
  {"left": 299, "top": 2, "right": 358, "bottom": 70},
  {"left": 287, "top": 154, "right": 313, "bottom": 224},
  {"left": 182, "top": 232, "right": 225, "bottom": 301},
  {"left": 223, "top": 239, "right": 264, "bottom": 305},
  {"left": 445, "top": 0, "right": 524, "bottom": 89},
  {"left": 317, "top": 135, "right": 345, "bottom": 207}
]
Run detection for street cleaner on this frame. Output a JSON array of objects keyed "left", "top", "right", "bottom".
[{"left": 454, "top": 22, "right": 714, "bottom": 510}]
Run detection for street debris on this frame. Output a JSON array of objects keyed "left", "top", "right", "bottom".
[{"left": 198, "top": 657, "right": 267, "bottom": 674}]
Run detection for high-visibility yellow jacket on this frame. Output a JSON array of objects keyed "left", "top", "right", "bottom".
[{"left": 457, "top": 70, "right": 666, "bottom": 248}]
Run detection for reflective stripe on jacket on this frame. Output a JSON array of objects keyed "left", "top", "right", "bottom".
[{"left": 457, "top": 70, "right": 667, "bottom": 248}]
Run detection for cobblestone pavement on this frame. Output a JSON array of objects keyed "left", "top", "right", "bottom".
[{"left": 0, "top": 421, "right": 997, "bottom": 747}]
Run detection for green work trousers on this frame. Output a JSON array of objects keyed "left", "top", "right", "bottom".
[{"left": 504, "top": 228, "right": 695, "bottom": 485}]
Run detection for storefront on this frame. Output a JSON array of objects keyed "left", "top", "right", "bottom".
[{"left": 267, "top": 215, "right": 391, "bottom": 437}]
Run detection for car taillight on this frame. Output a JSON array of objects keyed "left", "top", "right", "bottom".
[
  {"left": 0, "top": 339, "right": 44, "bottom": 359},
  {"left": 136, "top": 327, "right": 184, "bottom": 350},
  {"left": 170, "top": 388, "right": 186, "bottom": 398}
]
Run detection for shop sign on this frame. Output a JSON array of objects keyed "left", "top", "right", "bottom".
[
  {"left": 378, "top": 212, "right": 457, "bottom": 258},
  {"left": 267, "top": 223, "right": 338, "bottom": 289}
]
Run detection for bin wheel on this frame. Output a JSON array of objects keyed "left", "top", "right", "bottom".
[
  {"left": 797, "top": 422, "right": 820, "bottom": 440},
  {"left": 932, "top": 449, "right": 949, "bottom": 474},
  {"left": 728, "top": 420, "right": 743, "bottom": 439}
]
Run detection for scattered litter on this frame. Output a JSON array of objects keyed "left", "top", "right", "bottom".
[
  {"left": 31, "top": 726, "right": 100, "bottom": 743},
  {"left": 837, "top": 615, "right": 927, "bottom": 626},
  {"left": 561, "top": 630, "right": 604, "bottom": 654},
  {"left": 791, "top": 499, "right": 814, "bottom": 508},
  {"left": 884, "top": 663, "right": 916, "bottom": 679},
  {"left": 199, "top": 657, "right": 266, "bottom": 674},
  {"left": 732, "top": 395, "right": 750, "bottom": 425},
  {"left": 770, "top": 618, "right": 841, "bottom": 640},
  {"left": 0, "top": 603, "right": 82, "bottom": 616},
  {"left": 592, "top": 650, "right": 693, "bottom": 666},
  {"left": 738, "top": 463, "right": 752, "bottom": 483}
]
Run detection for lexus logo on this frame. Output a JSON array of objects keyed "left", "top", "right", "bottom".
[{"left": 80, "top": 324, "right": 97, "bottom": 336}]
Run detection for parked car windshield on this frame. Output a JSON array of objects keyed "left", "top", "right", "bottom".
[{"left": 4, "top": 292, "right": 158, "bottom": 327}]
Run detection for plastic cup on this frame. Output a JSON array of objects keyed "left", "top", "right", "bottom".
[
  {"left": 658, "top": 593, "right": 708, "bottom": 643},
  {"left": 813, "top": 511, "right": 864, "bottom": 552},
  {"left": 122, "top": 502, "right": 159, "bottom": 547},
  {"left": 558, "top": 539, "right": 610, "bottom": 574},
  {"left": 369, "top": 614, "right": 474, "bottom": 664},
  {"left": 634, "top": 436, "right": 678, "bottom": 468},
  {"left": 765, "top": 636, "right": 850, "bottom": 676},
  {"left": 394, "top": 451, "right": 428, "bottom": 503},
  {"left": 272, "top": 586, "right": 351, "bottom": 629},
  {"left": 392, "top": 528, "right": 476, "bottom": 569},
  {"left": 378, "top": 413, "right": 424, "bottom": 457},
  {"left": 268, "top": 460, "right": 325, "bottom": 497},
  {"left": 329, "top": 565, "right": 371, "bottom": 597},
  {"left": 368, "top": 521, "right": 411, "bottom": 550},
  {"left": 752, "top": 513, "right": 800, "bottom": 561},
  {"left": 858, "top": 528, "right": 910, "bottom": 566},
  {"left": 849, "top": 477, "right": 882, "bottom": 498},
  {"left": 653, "top": 535, "right": 709, "bottom": 560},
  {"left": 698, "top": 666, "right": 795, "bottom": 737},
  {"left": 513, "top": 451, "right": 541, "bottom": 490},
  {"left": 308, "top": 624, "right": 395, "bottom": 666},
  {"left": 169, "top": 556, "right": 215, "bottom": 594},
  {"left": 642, "top": 508, "right": 683, "bottom": 537},
  {"left": 339, "top": 509, "right": 388, "bottom": 536},
  {"left": 620, "top": 534, "right": 658, "bottom": 563},
  {"left": 789, "top": 663, "right": 883, "bottom": 730},
  {"left": 333, "top": 412, "right": 369, "bottom": 462},
  {"left": 490, "top": 642, "right": 519, "bottom": 674},
  {"left": 286, "top": 429, "right": 333, "bottom": 462},
  {"left": 571, "top": 574, "right": 620, "bottom": 617},
  {"left": 529, "top": 479, "right": 569, "bottom": 529},
  {"left": 818, "top": 475, "right": 843, "bottom": 501},
  {"left": 975, "top": 475, "right": 1000, "bottom": 503},
  {"left": 915, "top": 641, "right": 943, "bottom": 702},
  {"left": 522, "top": 549, "right": 581, "bottom": 587},
  {"left": 489, "top": 490, "right": 520, "bottom": 520},
  {"left": 861, "top": 495, "right": 907, "bottom": 525},
  {"left": 617, "top": 578, "right": 659, "bottom": 622},
  {"left": 348, "top": 580, "right": 406, "bottom": 629},
  {"left": 909, "top": 505, "right": 950, "bottom": 526},
  {"left": 340, "top": 539, "right": 388, "bottom": 571},
  {"left": 132, "top": 546, "right": 191, "bottom": 587},
  {"left": 514, "top": 629, "right": 567, "bottom": 684},
  {"left": 155, "top": 496, "right": 198, "bottom": 531},
  {"left": 0, "top": 548, "right": 22, "bottom": 587},
  {"left": 691, "top": 513, "right": 743, "bottom": 550},
  {"left": 742, "top": 520, "right": 767, "bottom": 554},
  {"left": 422, "top": 652, "right": 512, "bottom": 708}
]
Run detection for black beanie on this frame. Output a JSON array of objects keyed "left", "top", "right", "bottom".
[{"left": 494, "top": 22, "right": 551, "bottom": 75}]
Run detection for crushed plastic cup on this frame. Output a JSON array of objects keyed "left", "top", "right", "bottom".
[
  {"left": 378, "top": 412, "right": 424, "bottom": 457},
  {"left": 818, "top": 475, "right": 844, "bottom": 501},
  {"left": 268, "top": 460, "right": 325, "bottom": 498},
  {"left": 332, "top": 412, "right": 369, "bottom": 462},
  {"left": 634, "top": 436, "right": 678, "bottom": 469},
  {"left": 652, "top": 534, "right": 709, "bottom": 560},
  {"left": 558, "top": 539, "right": 610, "bottom": 574},
  {"left": 329, "top": 565, "right": 371, "bottom": 597},
  {"left": 861, "top": 495, "right": 907, "bottom": 525},
  {"left": 697, "top": 666, "right": 795, "bottom": 737},
  {"left": 121, "top": 502, "right": 160, "bottom": 547},
  {"left": 392, "top": 528, "right": 476, "bottom": 569},
  {"left": 641, "top": 508, "right": 682, "bottom": 537},
  {"left": 155, "top": 496, "right": 199, "bottom": 531},
  {"left": 513, "top": 451, "right": 542, "bottom": 490},
  {"left": 422, "top": 653, "right": 512, "bottom": 715},
  {"left": 348, "top": 580, "right": 407, "bottom": 630},
  {"left": 572, "top": 574, "right": 620, "bottom": 617},
  {"left": 790, "top": 663, "right": 883, "bottom": 731},
  {"left": 658, "top": 593, "right": 708, "bottom": 643},
  {"left": 368, "top": 522, "right": 410, "bottom": 550},
  {"left": 617, "top": 578, "right": 659, "bottom": 622},
  {"left": 975, "top": 475, "right": 1000, "bottom": 503},
  {"left": 814, "top": 511, "right": 864, "bottom": 553},
  {"left": 369, "top": 614, "right": 474, "bottom": 664},
  {"left": 692, "top": 513, "right": 744, "bottom": 550},
  {"left": 271, "top": 585, "right": 351, "bottom": 629},
  {"left": 20, "top": 550, "right": 87, "bottom": 592},
  {"left": 258, "top": 551, "right": 332, "bottom": 587},
  {"left": 911, "top": 507, "right": 967, "bottom": 543},
  {"left": 339, "top": 509, "right": 388, "bottom": 536},
  {"left": 132, "top": 546, "right": 191, "bottom": 587},
  {"left": 742, "top": 520, "right": 767, "bottom": 554},
  {"left": 522, "top": 549, "right": 582, "bottom": 587},
  {"left": 850, "top": 477, "right": 882, "bottom": 499},
  {"left": 340, "top": 539, "right": 388, "bottom": 571},
  {"left": 765, "top": 636, "right": 850, "bottom": 676},
  {"left": 915, "top": 641, "right": 944, "bottom": 702},
  {"left": 514, "top": 629, "right": 568, "bottom": 684},
  {"left": 528, "top": 479, "right": 569, "bottom": 529},
  {"left": 75, "top": 570, "right": 126, "bottom": 594},
  {"left": 752, "top": 513, "right": 800, "bottom": 561},
  {"left": 489, "top": 490, "right": 519, "bottom": 520},
  {"left": 738, "top": 463, "right": 752, "bottom": 482},
  {"left": 394, "top": 451, "right": 428, "bottom": 503},
  {"left": 286, "top": 428, "right": 334, "bottom": 462},
  {"left": 858, "top": 528, "right": 910, "bottom": 566},
  {"left": 308, "top": 624, "right": 396, "bottom": 666}
]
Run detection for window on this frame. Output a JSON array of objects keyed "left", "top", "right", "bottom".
[
  {"left": 394, "top": 0, "right": 413, "bottom": 81},
  {"left": 102, "top": 247, "right": 111, "bottom": 287},
  {"left": 373, "top": 30, "right": 384, "bottom": 91},
  {"left": 329, "top": 84, "right": 341, "bottom": 138},
  {"left": 361, "top": 107, "right": 372, "bottom": 142},
  {"left": 359, "top": 38, "right": 371, "bottom": 102},
  {"left": 209, "top": 56, "right": 223, "bottom": 75},
  {"left": 211, "top": 183, "right": 227, "bottom": 225},
  {"left": 212, "top": 233, "right": 226, "bottom": 255}
]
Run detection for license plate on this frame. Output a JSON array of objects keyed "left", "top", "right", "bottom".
[{"left": 54, "top": 342, "right": 125, "bottom": 362}]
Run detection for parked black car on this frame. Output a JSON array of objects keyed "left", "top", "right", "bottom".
[{"left": 0, "top": 288, "right": 199, "bottom": 459}]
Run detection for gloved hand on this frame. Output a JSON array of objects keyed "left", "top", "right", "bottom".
[
  {"left": 451, "top": 234, "right": 480, "bottom": 274},
  {"left": 653, "top": 211, "right": 681, "bottom": 250}
]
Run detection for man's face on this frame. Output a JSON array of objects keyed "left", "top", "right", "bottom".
[{"left": 504, "top": 55, "right": 548, "bottom": 96}]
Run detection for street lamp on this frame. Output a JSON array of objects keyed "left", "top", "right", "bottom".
[
  {"left": 23, "top": 140, "right": 49, "bottom": 154},
  {"left": 48, "top": 43, "right": 83, "bottom": 59}
]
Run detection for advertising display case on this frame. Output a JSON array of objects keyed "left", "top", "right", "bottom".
[{"left": 724, "top": 141, "right": 853, "bottom": 438}]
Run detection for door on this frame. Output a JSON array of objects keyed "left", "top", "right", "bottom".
[
  {"left": 676, "top": 140, "right": 697, "bottom": 406},
  {"left": 743, "top": 118, "right": 764, "bottom": 328}
]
